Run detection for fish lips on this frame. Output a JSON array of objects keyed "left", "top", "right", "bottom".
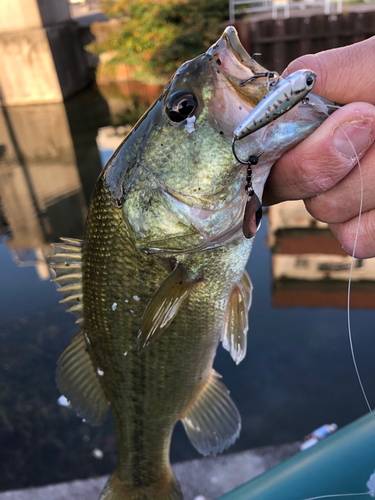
[
  {"left": 207, "top": 27, "right": 270, "bottom": 108},
  {"left": 163, "top": 26, "right": 271, "bottom": 136}
]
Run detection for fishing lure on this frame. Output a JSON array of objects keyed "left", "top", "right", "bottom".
[
  {"left": 233, "top": 69, "right": 317, "bottom": 239},
  {"left": 234, "top": 69, "right": 317, "bottom": 140},
  {"left": 231, "top": 149, "right": 264, "bottom": 239}
]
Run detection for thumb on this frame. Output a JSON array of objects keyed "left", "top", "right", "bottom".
[{"left": 282, "top": 36, "right": 375, "bottom": 105}]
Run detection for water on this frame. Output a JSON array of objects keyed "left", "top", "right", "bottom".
[{"left": 1, "top": 85, "right": 375, "bottom": 492}]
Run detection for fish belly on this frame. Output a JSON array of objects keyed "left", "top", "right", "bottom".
[{"left": 82, "top": 180, "right": 252, "bottom": 498}]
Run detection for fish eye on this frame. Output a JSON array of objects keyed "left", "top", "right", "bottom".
[
  {"left": 306, "top": 75, "right": 314, "bottom": 87},
  {"left": 166, "top": 91, "right": 197, "bottom": 123}
]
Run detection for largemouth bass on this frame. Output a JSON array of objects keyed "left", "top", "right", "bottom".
[{"left": 50, "top": 27, "right": 333, "bottom": 500}]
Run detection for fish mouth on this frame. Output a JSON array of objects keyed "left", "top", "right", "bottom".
[
  {"left": 204, "top": 26, "right": 335, "bottom": 205},
  {"left": 207, "top": 27, "right": 271, "bottom": 108},
  {"left": 208, "top": 26, "right": 266, "bottom": 74},
  {"left": 201, "top": 27, "right": 272, "bottom": 179}
]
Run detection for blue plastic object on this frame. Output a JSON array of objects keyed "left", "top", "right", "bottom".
[{"left": 219, "top": 412, "right": 375, "bottom": 500}]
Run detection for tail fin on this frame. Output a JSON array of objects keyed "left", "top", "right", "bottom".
[{"left": 100, "top": 470, "right": 182, "bottom": 500}]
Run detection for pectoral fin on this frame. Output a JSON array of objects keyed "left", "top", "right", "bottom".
[
  {"left": 181, "top": 371, "right": 241, "bottom": 456},
  {"left": 221, "top": 270, "right": 252, "bottom": 365},
  {"left": 241, "top": 269, "right": 253, "bottom": 308},
  {"left": 56, "top": 331, "right": 109, "bottom": 426},
  {"left": 137, "top": 264, "right": 199, "bottom": 354}
]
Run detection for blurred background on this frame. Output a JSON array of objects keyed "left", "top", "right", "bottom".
[{"left": 1, "top": 0, "right": 375, "bottom": 492}]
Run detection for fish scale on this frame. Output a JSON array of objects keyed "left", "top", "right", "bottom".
[{"left": 82, "top": 175, "right": 252, "bottom": 490}]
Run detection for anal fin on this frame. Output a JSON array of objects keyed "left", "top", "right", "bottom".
[
  {"left": 56, "top": 331, "right": 109, "bottom": 426},
  {"left": 181, "top": 371, "right": 241, "bottom": 456},
  {"left": 221, "top": 270, "right": 252, "bottom": 365},
  {"left": 137, "top": 263, "right": 200, "bottom": 353}
]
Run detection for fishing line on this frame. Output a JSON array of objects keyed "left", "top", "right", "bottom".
[
  {"left": 300, "top": 492, "right": 371, "bottom": 500},
  {"left": 234, "top": 95, "right": 374, "bottom": 500},
  {"left": 296, "top": 105, "right": 373, "bottom": 500},
  {"left": 322, "top": 110, "right": 373, "bottom": 417},
  {"left": 305, "top": 99, "right": 372, "bottom": 415}
]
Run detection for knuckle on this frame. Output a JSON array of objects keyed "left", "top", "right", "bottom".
[
  {"left": 358, "top": 213, "right": 375, "bottom": 258},
  {"left": 296, "top": 149, "right": 345, "bottom": 196},
  {"left": 311, "top": 55, "right": 329, "bottom": 93},
  {"left": 304, "top": 193, "right": 342, "bottom": 223},
  {"left": 329, "top": 211, "right": 375, "bottom": 259},
  {"left": 329, "top": 222, "right": 354, "bottom": 256},
  {"left": 285, "top": 54, "right": 319, "bottom": 75}
]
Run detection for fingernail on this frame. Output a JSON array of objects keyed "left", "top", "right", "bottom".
[{"left": 333, "top": 118, "right": 374, "bottom": 159}]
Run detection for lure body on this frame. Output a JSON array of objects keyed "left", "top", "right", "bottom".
[{"left": 234, "top": 69, "right": 317, "bottom": 140}]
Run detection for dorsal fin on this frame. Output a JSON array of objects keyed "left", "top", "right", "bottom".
[
  {"left": 181, "top": 370, "right": 241, "bottom": 456},
  {"left": 59, "top": 237, "right": 83, "bottom": 247},
  {"left": 56, "top": 331, "right": 109, "bottom": 425},
  {"left": 221, "top": 270, "right": 252, "bottom": 365},
  {"left": 49, "top": 238, "right": 83, "bottom": 323},
  {"left": 137, "top": 264, "right": 200, "bottom": 354}
]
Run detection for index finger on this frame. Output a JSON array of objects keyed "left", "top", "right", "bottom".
[
  {"left": 262, "top": 102, "right": 375, "bottom": 206},
  {"left": 282, "top": 36, "right": 375, "bottom": 105}
]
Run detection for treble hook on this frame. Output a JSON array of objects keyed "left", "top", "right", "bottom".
[
  {"left": 266, "top": 71, "right": 280, "bottom": 90},
  {"left": 239, "top": 71, "right": 280, "bottom": 89}
]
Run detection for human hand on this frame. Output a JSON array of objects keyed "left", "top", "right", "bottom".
[{"left": 263, "top": 36, "right": 375, "bottom": 258}]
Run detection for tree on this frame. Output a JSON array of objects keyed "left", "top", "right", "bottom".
[{"left": 89, "top": 0, "right": 229, "bottom": 81}]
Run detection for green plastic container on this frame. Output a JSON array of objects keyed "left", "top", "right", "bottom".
[{"left": 219, "top": 412, "right": 375, "bottom": 500}]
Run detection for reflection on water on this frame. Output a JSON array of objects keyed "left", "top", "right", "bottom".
[
  {"left": 0, "top": 88, "right": 108, "bottom": 280},
  {"left": 0, "top": 87, "right": 116, "bottom": 490},
  {"left": 1, "top": 85, "right": 375, "bottom": 492},
  {"left": 269, "top": 201, "right": 375, "bottom": 308}
]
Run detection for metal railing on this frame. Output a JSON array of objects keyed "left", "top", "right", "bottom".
[{"left": 229, "top": 0, "right": 343, "bottom": 21}]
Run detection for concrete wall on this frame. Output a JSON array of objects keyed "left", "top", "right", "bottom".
[
  {"left": 0, "top": 0, "right": 70, "bottom": 32},
  {"left": 0, "top": 28, "right": 63, "bottom": 105},
  {"left": 0, "top": 443, "right": 301, "bottom": 500},
  {"left": 0, "top": 0, "right": 92, "bottom": 105}
]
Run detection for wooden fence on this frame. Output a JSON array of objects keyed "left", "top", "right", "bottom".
[{"left": 232, "top": 10, "right": 375, "bottom": 74}]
